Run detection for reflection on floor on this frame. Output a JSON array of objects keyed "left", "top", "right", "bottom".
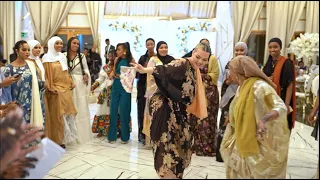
[{"left": 45, "top": 101, "right": 318, "bottom": 179}]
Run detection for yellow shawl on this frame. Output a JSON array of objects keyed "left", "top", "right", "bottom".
[{"left": 234, "top": 77, "right": 260, "bottom": 158}]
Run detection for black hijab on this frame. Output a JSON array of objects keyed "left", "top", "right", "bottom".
[
  {"left": 263, "top": 37, "right": 283, "bottom": 76},
  {"left": 156, "top": 41, "right": 175, "bottom": 65}
]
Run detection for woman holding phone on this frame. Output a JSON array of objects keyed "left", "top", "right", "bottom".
[{"left": 4, "top": 40, "right": 45, "bottom": 128}]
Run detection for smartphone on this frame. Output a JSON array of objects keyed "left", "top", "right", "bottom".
[{"left": 13, "top": 73, "right": 22, "bottom": 78}]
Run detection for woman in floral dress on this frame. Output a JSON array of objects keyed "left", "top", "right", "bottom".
[
  {"left": 132, "top": 42, "right": 211, "bottom": 179},
  {"left": 143, "top": 41, "right": 174, "bottom": 148},
  {"left": 188, "top": 38, "right": 220, "bottom": 157},
  {"left": 4, "top": 40, "right": 45, "bottom": 126}
]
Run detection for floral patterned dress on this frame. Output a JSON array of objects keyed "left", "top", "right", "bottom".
[
  {"left": 4, "top": 64, "right": 45, "bottom": 124},
  {"left": 189, "top": 61, "right": 219, "bottom": 157},
  {"left": 149, "top": 59, "right": 196, "bottom": 178}
]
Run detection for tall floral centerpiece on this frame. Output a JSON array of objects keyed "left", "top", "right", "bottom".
[{"left": 287, "top": 33, "right": 319, "bottom": 73}]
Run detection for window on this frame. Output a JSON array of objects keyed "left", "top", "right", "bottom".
[
  {"left": 247, "top": 31, "right": 266, "bottom": 67},
  {"left": 56, "top": 28, "right": 93, "bottom": 53}
]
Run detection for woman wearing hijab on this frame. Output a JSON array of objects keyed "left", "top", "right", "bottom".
[
  {"left": 42, "top": 36, "right": 77, "bottom": 148},
  {"left": 220, "top": 56, "right": 290, "bottom": 179},
  {"left": 263, "top": 37, "right": 296, "bottom": 131},
  {"left": 142, "top": 41, "right": 174, "bottom": 148},
  {"left": 136, "top": 38, "right": 156, "bottom": 144},
  {"left": 216, "top": 42, "right": 248, "bottom": 162},
  {"left": 4, "top": 40, "right": 45, "bottom": 128},
  {"left": 187, "top": 38, "right": 220, "bottom": 157},
  {"left": 64, "top": 37, "right": 92, "bottom": 144},
  {"left": 132, "top": 42, "right": 211, "bottom": 179}
]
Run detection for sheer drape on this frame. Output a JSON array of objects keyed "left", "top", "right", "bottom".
[
  {"left": 0, "top": 1, "right": 15, "bottom": 62},
  {"left": 26, "top": 1, "right": 74, "bottom": 45},
  {"left": 305, "top": 1, "right": 319, "bottom": 33},
  {"left": 232, "top": 1, "right": 264, "bottom": 46},
  {"left": 104, "top": 1, "right": 216, "bottom": 19},
  {"left": 85, "top": 1, "right": 101, "bottom": 46},
  {"left": 264, "top": 1, "right": 306, "bottom": 64}
]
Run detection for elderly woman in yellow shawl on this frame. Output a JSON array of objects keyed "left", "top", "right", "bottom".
[{"left": 220, "top": 56, "right": 290, "bottom": 179}]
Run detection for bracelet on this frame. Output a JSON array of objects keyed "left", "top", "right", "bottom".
[{"left": 262, "top": 113, "right": 272, "bottom": 122}]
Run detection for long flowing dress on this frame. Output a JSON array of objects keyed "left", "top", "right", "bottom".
[
  {"left": 220, "top": 79, "right": 290, "bottom": 179},
  {"left": 44, "top": 61, "right": 78, "bottom": 145},
  {"left": 216, "top": 63, "right": 238, "bottom": 162},
  {"left": 64, "top": 53, "right": 92, "bottom": 144},
  {"left": 136, "top": 52, "right": 155, "bottom": 143},
  {"left": 190, "top": 55, "right": 220, "bottom": 156},
  {"left": 4, "top": 64, "right": 45, "bottom": 124},
  {"left": 142, "top": 56, "right": 164, "bottom": 148},
  {"left": 150, "top": 59, "right": 196, "bottom": 178}
]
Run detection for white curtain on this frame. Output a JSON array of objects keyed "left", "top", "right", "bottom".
[
  {"left": 85, "top": 1, "right": 101, "bottom": 45},
  {"left": 189, "top": 1, "right": 216, "bottom": 18},
  {"left": 0, "top": 1, "right": 15, "bottom": 62},
  {"left": 104, "top": 1, "right": 216, "bottom": 19},
  {"left": 285, "top": 1, "right": 306, "bottom": 55},
  {"left": 26, "top": 1, "right": 74, "bottom": 45},
  {"left": 264, "top": 1, "right": 306, "bottom": 64},
  {"left": 232, "top": 1, "right": 264, "bottom": 46},
  {"left": 305, "top": 1, "right": 319, "bottom": 33}
]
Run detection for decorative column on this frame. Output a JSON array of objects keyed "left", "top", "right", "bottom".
[{"left": 215, "top": 1, "right": 234, "bottom": 84}]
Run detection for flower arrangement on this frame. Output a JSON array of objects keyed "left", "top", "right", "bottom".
[
  {"left": 176, "top": 22, "right": 211, "bottom": 54},
  {"left": 109, "top": 21, "right": 142, "bottom": 51},
  {"left": 287, "top": 33, "right": 319, "bottom": 60}
]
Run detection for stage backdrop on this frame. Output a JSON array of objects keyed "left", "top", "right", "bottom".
[{"left": 99, "top": 18, "right": 216, "bottom": 67}]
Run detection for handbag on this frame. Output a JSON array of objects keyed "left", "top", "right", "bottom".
[{"left": 88, "top": 92, "right": 98, "bottom": 104}]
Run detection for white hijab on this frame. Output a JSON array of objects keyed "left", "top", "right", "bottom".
[
  {"left": 27, "top": 40, "right": 45, "bottom": 81},
  {"left": 220, "top": 42, "right": 248, "bottom": 108},
  {"left": 42, "top": 36, "right": 68, "bottom": 71}
]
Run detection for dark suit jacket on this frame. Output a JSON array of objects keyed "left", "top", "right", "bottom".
[{"left": 105, "top": 45, "right": 115, "bottom": 55}]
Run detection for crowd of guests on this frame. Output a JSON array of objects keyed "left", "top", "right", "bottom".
[{"left": 0, "top": 35, "right": 318, "bottom": 179}]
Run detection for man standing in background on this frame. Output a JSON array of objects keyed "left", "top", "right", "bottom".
[{"left": 104, "top": 39, "right": 115, "bottom": 64}]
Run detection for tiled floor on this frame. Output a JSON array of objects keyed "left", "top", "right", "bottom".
[{"left": 45, "top": 93, "right": 319, "bottom": 179}]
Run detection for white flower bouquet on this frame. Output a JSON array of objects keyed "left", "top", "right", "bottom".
[{"left": 287, "top": 33, "right": 319, "bottom": 59}]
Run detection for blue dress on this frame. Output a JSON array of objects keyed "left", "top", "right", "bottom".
[
  {"left": 0, "top": 73, "right": 12, "bottom": 105},
  {"left": 4, "top": 64, "right": 45, "bottom": 124}
]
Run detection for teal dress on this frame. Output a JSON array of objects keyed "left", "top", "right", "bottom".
[{"left": 108, "top": 59, "right": 132, "bottom": 142}]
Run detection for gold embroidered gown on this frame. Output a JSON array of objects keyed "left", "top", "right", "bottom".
[{"left": 220, "top": 80, "right": 290, "bottom": 179}]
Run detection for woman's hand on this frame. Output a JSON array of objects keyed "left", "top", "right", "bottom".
[
  {"left": 285, "top": 104, "right": 292, "bottom": 115},
  {"left": 47, "top": 88, "right": 58, "bottom": 94},
  {"left": 268, "top": 76, "right": 274, "bottom": 81},
  {"left": 308, "top": 110, "right": 317, "bottom": 123},
  {"left": 256, "top": 119, "right": 267, "bottom": 140},
  {"left": 109, "top": 71, "right": 115, "bottom": 79},
  {"left": 1, "top": 157, "right": 37, "bottom": 179},
  {"left": 83, "top": 73, "right": 89, "bottom": 86},
  {"left": 130, "top": 63, "right": 145, "bottom": 74},
  {"left": 223, "top": 114, "right": 229, "bottom": 127},
  {"left": 70, "top": 84, "right": 76, "bottom": 90}
]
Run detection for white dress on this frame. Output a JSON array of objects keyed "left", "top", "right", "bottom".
[{"left": 64, "top": 53, "right": 93, "bottom": 144}]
